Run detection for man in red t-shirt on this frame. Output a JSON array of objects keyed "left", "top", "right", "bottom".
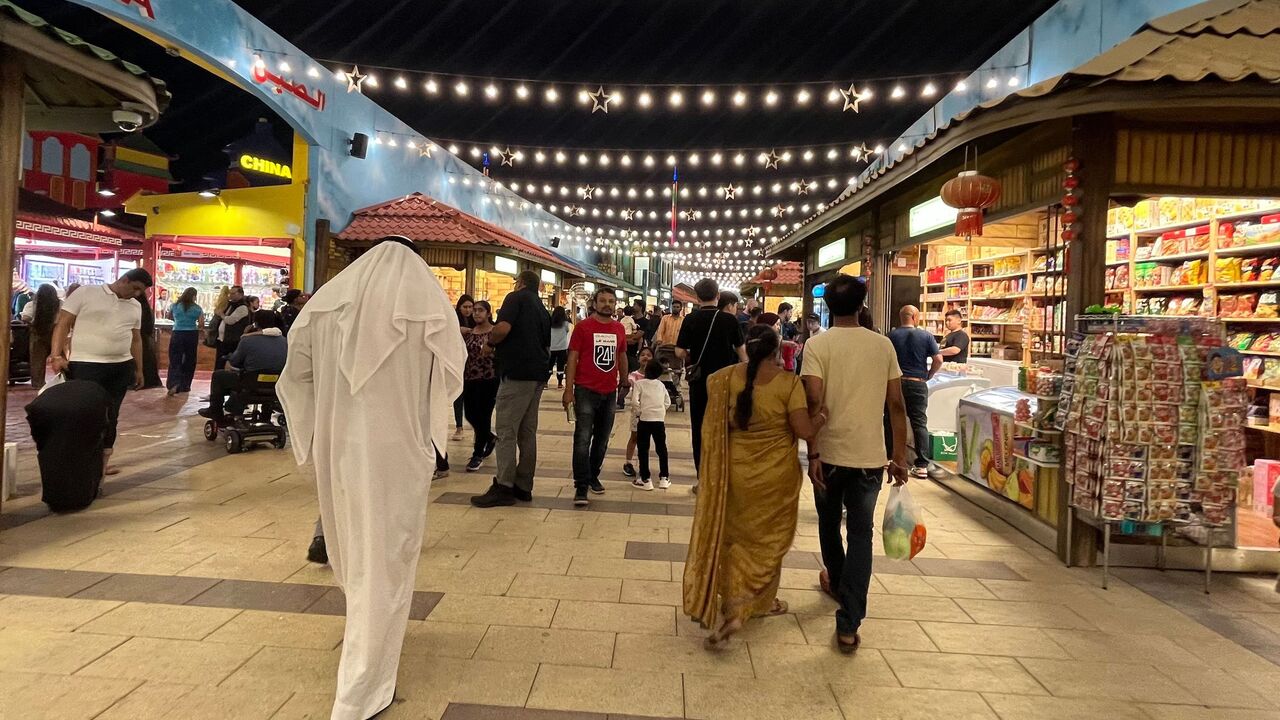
[{"left": 564, "top": 287, "right": 630, "bottom": 507}]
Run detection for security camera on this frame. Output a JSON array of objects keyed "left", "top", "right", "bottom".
[{"left": 112, "top": 109, "right": 144, "bottom": 133}]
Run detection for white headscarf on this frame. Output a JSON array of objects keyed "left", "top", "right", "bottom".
[{"left": 290, "top": 240, "right": 465, "bottom": 401}]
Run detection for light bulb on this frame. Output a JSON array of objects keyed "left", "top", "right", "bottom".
[
  {"left": 555, "top": 151, "right": 566, "bottom": 164},
  {"left": 484, "top": 83, "right": 498, "bottom": 98},
  {"left": 921, "top": 82, "right": 936, "bottom": 97},
  {"left": 986, "top": 77, "right": 998, "bottom": 89},
  {"left": 701, "top": 89, "right": 716, "bottom": 105},
  {"left": 516, "top": 84, "right": 529, "bottom": 99},
  {"left": 734, "top": 153, "right": 745, "bottom": 166},
  {"left": 765, "top": 90, "right": 778, "bottom": 106},
  {"left": 827, "top": 88, "right": 841, "bottom": 103},
  {"left": 534, "top": 151, "right": 546, "bottom": 163},
  {"left": 796, "top": 88, "right": 811, "bottom": 104},
  {"left": 279, "top": 61, "right": 292, "bottom": 73},
  {"left": 803, "top": 150, "right": 814, "bottom": 161},
  {"left": 711, "top": 152, "right": 722, "bottom": 165},
  {"left": 827, "top": 148, "right": 838, "bottom": 160},
  {"left": 546, "top": 86, "right": 559, "bottom": 102},
  {"left": 1007, "top": 76, "right": 1020, "bottom": 87},
  {"left": 425, "top": 79, "right": 439, "bottom": 94},
  {"left": 394, "top": 76, "right": 407, "bottom": 89},
  {"left": 455, "top": 81, "right": 469, "bottom": 96},
  {"left": 732, "top": 90, "right": 746, "bottom": 106},
  {"left": 890, "top": 85, "right": 905, "bottom": 99},
  {"left": 955, "top": 80, "right": 968, "bottom": 92},
  {"left": 668, "top": 90, "right": 683, "bottom": 107},
  {"left": 643, "top": 155, "right": 655, "bottom": 167}
]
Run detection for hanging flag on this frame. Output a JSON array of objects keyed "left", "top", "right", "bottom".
[{"left": 670, "top": 165, "right": 678, "bottom": 247}]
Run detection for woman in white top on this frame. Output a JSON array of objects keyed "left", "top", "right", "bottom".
[{"left": 549, "top": 306, "right": 572, "bottom": 387}]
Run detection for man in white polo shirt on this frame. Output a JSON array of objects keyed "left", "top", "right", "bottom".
[{"left": 50, "top": 268, "right": 152, "bottom": 468}]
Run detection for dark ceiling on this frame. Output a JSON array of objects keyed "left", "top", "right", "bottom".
[{"left": 38, "top": 0, "right": 1057, "bottom": 199}]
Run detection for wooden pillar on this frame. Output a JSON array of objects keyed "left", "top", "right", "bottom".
[
  {"left": 464, "top": 250, "right": 477, "bottom": 298},
  {"left": 0, "top": 49, "right": 22, "bottom": 520},
  {"left": 1058, "top": 113, "right": 1116, "bottom": 565},
  {"left": 313, "top": 218, "right": 330, "bottom": 288}
]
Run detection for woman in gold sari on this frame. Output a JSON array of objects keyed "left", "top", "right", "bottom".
[{"left": 683, "top": 325, "right": 825, "bottom": 647}]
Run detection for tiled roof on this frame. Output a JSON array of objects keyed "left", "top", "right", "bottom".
[
  {"left": 336, "top": 193, "right": 578, "bottom": 273},
  {"left": 746, "top": 262, "right": 804, "bottom": 287},
  {"left": 17, "top": 210, "right": 143, "bottom": 246},
  {"left": 672, "top": 284, "right": 698, "bottom": 305}
]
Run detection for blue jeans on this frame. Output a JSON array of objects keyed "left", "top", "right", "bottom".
[
  {"left": 814, "top": 465, "right": 883, "bottom": 635},
  {"left": 572, "top": 386, "right": 616, "bottom": 489}
]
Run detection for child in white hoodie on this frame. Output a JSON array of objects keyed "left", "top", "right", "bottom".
[{"left": 631, "top": 359, "right": 672, "bottom": 490}]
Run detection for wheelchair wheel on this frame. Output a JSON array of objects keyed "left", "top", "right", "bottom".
[
  {"left": 272, "top": 429, "right": 287, "bottom": 449},
  {"left": 226, "top": 430, "right": 243, "bottom": 454},
  {"left": 203, "top": 420, "right": 219, "bottom": 441}
]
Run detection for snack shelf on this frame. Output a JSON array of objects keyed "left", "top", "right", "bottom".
[
  {"left": 1215, "top": 280, "right": 1280, "bottom": 289},
  {"left": 1031, "top": 267, "right": 1065, "bottom": 274},
  {"left": 1012, "top": 452, "right": 1059, "bottom": 468},
  {"left": 974, "top": 294, "right": 1027, "bottom": 300},
  {"left": 971, "top": 250, "right": 1031, "bottom": 264},
  {"left": 1246, "top": 423, "right": 1280, "bottom": 435},
  {"left": 1015, "top": 422, "right": 1061, "bottom": 436},
  {"left": 1240, "top": 349, "right": 1280, "bottom": 357},
  {"left": 1132, "top": 284, "right": 1208, "bottom": 293},
  {"left": 945, "top": 278, "right": 970, "bottom": 285},
  {"left": 1107, "top": 205, "right": 1280, "bottom": 240},
  {"left": 1221, "top": 317, "right": 1280, "bottom": 323},
  {"left": 1134, "top": 250, "right": 1210, "bottom": 264},
  {"left": 969, "top": 319, "right": 1025, "bottom": 325},
  {"left": 1215, "top": 240, "right": 1280, "bottom": 257},
  {"left": 1105, "top": 259, "right": 1130, "bottom": 267},
  {"left": 972, "top": 270, "right": 1029, "bottom": 282},
  {"left": 1246, "top": 382, "right": 1280, "bottom": 391}
]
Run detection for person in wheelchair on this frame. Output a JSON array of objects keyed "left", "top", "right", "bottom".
[{"left": 198, "top": 309, "right": 287, "bottom": 424}]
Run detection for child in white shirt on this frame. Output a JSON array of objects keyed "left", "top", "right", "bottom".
[
  {"left": 622, "top": 347, "right": 653, "bottom": 478},
  {"left": 631, "top": 359, "right": 672, "bottom": 490}
]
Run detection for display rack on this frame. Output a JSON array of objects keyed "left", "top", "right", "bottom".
[{"left": 1060, "top": 314, "right": 1246, "bottom": 592}]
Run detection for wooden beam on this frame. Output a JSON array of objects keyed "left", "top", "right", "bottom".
[{"left": 0, "top": 48, "right": 23, "bottom": 521}]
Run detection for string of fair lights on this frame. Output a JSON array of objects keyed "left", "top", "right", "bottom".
[
  {"left": 318, "top": 59, "right": 1029, "bottom": 115},
  {"left": 429, "top": 140, "right": 882, "bottom": 170}
]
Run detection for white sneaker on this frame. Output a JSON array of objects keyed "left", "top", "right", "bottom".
[
  {"left": 656, "top": 477, "right": 671, "bottom": 490},
  {"left": 910, "top": 466, "right": 929, "bottom": 479},
  {"left": 632, "top": 478, "right": 654, "bottom": 491}
]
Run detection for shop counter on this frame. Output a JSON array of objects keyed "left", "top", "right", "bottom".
[
  {"left": 926, "top": 371, "right": 990, "bottom": 434},
  {"left": 154, "top": 321, "right": 217, "bottom": 372},
  {"left": 966, "top": 358, "right": 1021, "bottom": 388}
]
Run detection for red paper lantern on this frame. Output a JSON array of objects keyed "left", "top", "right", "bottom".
[
  {"left": 1062, "top": 194, "right": 1079, "bottom": 207},
  {"left": 1063, "top": 158, "right": 1080, "bottom": 173},
  {"left": 1063, "top": 176, "right": 1080, "bottom": 190},
  {"left": 1062, "top": 211, "right": 1078, "bottom": 225},
  {"left": 941, "top": 171, "right": 1002, "bottom": 237},
  {"left": 760, "top": 267, "right": 778, "bottom": 282},
  {"left": 1061, "top": 228, "right": 1076, "bottom": 241}
]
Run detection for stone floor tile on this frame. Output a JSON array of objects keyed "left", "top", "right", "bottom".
[
  {"left": 76, "top": 636, "right": 261, "bottom": 685},
  {"left": 93, "top": 682, "right": 197, "bottom": 720},
  {"left": 1016, "top": 658, "right": 1198, "bottom": 704},
  {"left": 567, "top": 556, "right": 672, "bottom": 581},
  {"left": 507, "top": 572, "right": 623, "bottom": 602},
  {"left": 581, "top": 524, "right": 671, "bottom": 542},
  {"left": 830, "top": 685, "right": 997, "bottom": 720},
  {"left": 683, "top": 674, "right": 845, "bottom": 720},
  {"left": 0, "top": 566, "right": 111, "bottom": 597},
  {"left": 877, "top": 574, "right": 946, "bottom": 596},
  {"left": 78, "top": 602, "right": 241, "bottom": 641},
  {"left": 619, "top": 578, "right": 682, "bottom": 606},
  {"left": 796, "top": 614, "right": 939, "bottom": 651},
  {"left": 1137, "top": 705, "right": 1280, "bottom": 720},
  {"left": 881, "top": 650, "right": 1046, "bottom": 695},
  {"left": 176, "top": 553, "right": 308, "bottom": 583},
  {"left": 462, "top": 549, "right": 574, "bottom": 576},
  {"left": 1041, "top": 629, "right": 1205, "bottom": 666},
  {"left": 428, "top": 593, "right": 559, "bottom": 627},
  {"left": 265, "top": 691, "right": 334, "bottom": 720},
  {"left": 415, "top": 568, "right": 519, "bottom": 595},
  {"left": 772, "top": 587, "right": 839, "bottom": 615},
  {"left": 401, "top": 621, "right": 489, "bottom": 658},
  {"left": 0, "top": 594, "right": 121, "bottom": 631},
  {"left": 920, "top": 576, "right": 999, "bottom": 600},
  {"left": 220, "top": 646, "right": 339, "bottom": 695},
  {"left": 526, "top": 664, "right": 683, "bottom": 717},
  {"left": 474, "top": 625, "right": 616, "bottom": 668},
  {"left": 919, "top": 621, "right": 1070, "bottom": 659},
  {"left": 187, "top": 578, "right": 330, "bottom": 613},
  {"left": 0, "top": 627, "right": 127, "bottom": 674},
  {"left": 71, "top": 572, "right": 221, "bottom": 605},
  {"left": 613, "top": 631, "right": 753, "bottom": 677},
  {"left": 157, "top": 685, "right": 295, "bottom": 720},
  {"left": 981, "top": 693, "right": 1150, "bottom": 720},
  {"left": 533, "top": 537, "right": 630, "bottom": 559},
  {"left": 955, "top": 598, "right": 1096, "bottom": 630},
  {"left": 204, "top": 609, "right": 346, "bottom": 650},
  {"left": 676, "top": 613, "right": 809, "bottom": 645},
  {"left": 748, "top": 642, "right": 901, "bottom": 686},
  {"left": 866, "top": 594, "right": 972, "bottom": 623},
  {"left": 0, "top": 671, "right": 142, "bottom": 720},
  {"left": 1153, "top": 664, "right": 1271, "bottom": 709},
  {"left": 393, "top": 656, "right": 540, "bottom": 717},
  {"left": 551, "top": 600, "right": 676, "bottom": 635}
]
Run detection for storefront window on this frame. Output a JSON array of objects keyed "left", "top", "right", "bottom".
[
  {"left": 475, "top": 268, "right": 516, "bottom": 309},
  {"left": 432, "top": 266, "right": 466, "bottom": 305},
  {"left": 156, "top": 260, "right": 234, "bottom": 317}
]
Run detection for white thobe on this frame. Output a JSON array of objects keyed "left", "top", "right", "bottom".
[{"left": 277, "top": 243, "right": 464, "bottom": 720}]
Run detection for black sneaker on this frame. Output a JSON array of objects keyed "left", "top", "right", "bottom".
[
  {"left": 306, "top": 536, "right": 328, "bottom": 564},
  {"left": 573, "top": 487, "right": 590, "bottom": 506},
  {"left": 481, "top": 437, "right": 496, "bottom": 458},
  {"left": 470, "top": 481, "right": 516, "bottom": 508},
  {"left": 622, "top": 462, "right": 637, "bottom": 478},
  {"left": 466, "top": 456, "right": 483, "bottom": 472},
  {"left": 589, "top": 479, "right": 606, "bottom": 495},
  {"left": 512, "top": 486, "right": 533, "bottom": 502}
]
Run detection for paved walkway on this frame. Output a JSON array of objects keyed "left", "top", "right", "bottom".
[{"left": 1, "top": 384, "right": 1278, "bottom": 719}]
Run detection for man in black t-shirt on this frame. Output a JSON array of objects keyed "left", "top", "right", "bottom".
[
  {"left": 939, "top": 309, "right": 971, "bottom": 363},
  {"left": 677, "top": 278, "right": 746, "bottom": 490},
  {"left": 472, "top": 270, "right": 552, "bottom": 507}
]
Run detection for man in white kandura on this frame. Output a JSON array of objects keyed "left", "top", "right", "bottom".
[{"left": 277, "top": 236, "right": 465, "bottom": 720}]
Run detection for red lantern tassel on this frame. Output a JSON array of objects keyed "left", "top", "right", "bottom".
[{"left": 955, "top": 209, "right": 984, "bottom": 237}]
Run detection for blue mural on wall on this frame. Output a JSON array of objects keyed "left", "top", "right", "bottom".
[{"left": 66, "top": 0, "right": 601, "bottom": 287}]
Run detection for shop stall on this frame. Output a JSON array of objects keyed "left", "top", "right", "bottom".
[
  {"left": 766, "top": 1, "right": 1280, "bottom": 570},
  {"left": 14, "top": 197, "right": 144, "bottom": 290}
]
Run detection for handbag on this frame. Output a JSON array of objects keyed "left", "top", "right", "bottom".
[{"left": 683, "top": 314, "right": 718, "bottom": 383}]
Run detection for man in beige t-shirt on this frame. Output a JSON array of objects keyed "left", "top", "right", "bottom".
[{"left": 801, "top": 274, "right": 909, "bottom": 653}]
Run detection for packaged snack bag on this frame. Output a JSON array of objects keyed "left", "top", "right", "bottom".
[
  {"left": 1259, "top": 292, "right": 1279, "bottom": 318},
  {"left": 1261, "top": 257, "right": 1278, "bottom": 281},
  {"left": 1242, "top": 257, "right": 1261, "bottom": 282},
  {"left": 1217, "top": 258, "right": 1239, "bottom": 283}
]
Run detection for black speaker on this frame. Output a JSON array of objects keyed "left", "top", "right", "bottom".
[
  {"left": 550, "top": 236, "right": 561, "bottom": 248},
  {"left": 350, "top": 133, "right": 368, "bottom": 159}
]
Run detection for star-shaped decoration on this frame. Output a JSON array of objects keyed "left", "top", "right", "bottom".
[
  {"left": 764, "top": 150, "right": 782, "bottom": 170},
  {"left": 499, "top": 147, "right": 515, "bottom": 166},
  {"left": 622, "top": 208, "right": 636, "bottom": 222},
  {"left": 566, "top": 204, "right": 583, "bottom": 217},
  {"left": 796, "top": 179, "right": 810, "bottom": 196},
  {"left": 745, "top": 226, "right": 759, "bottom": 238},
  {"left": 680, "top": 208, "right": 700, "bottom": 222},
  {"left": 581, "top": 185, "right": 597, "bottom": 200},
  {"left": 851, "top": 142, "right": 872, "bottom": 161},
  {"left": 840, "top": 83, "right": 867, "bottom": 113},
  {"left": 344, "top": 66, "right": 367, "bottom": 94},
  {"left": 588, "top": 86, "right": 613, "bottom": 114},
  {"left": 771, "top": 204, "right": 786, "bottom": 217},
  {"left": 418, "top": 143, "right": 434, "bottom": 158},
  {"left": 721, "top": 185, "right": 737, "bottom": 200}
]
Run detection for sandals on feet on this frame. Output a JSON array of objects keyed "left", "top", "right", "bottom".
[{"left": 836, "top": 632, "right": 861, "bottom": 654}]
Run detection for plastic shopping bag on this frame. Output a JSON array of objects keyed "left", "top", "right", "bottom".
[
  {"left": 881, "top": 485, "right": 927, "bottom": 560},
  {"left": 38, "top": 373, "right": 65, "bottom": 396}
]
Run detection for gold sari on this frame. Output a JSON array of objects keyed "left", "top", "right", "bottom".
[{"left": 683, "top": 365, "right": 806, "bottom": 630}]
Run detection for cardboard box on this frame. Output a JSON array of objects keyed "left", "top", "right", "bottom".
[{"left": 931, "top": 431, "right": 957, "bottom": 461}]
